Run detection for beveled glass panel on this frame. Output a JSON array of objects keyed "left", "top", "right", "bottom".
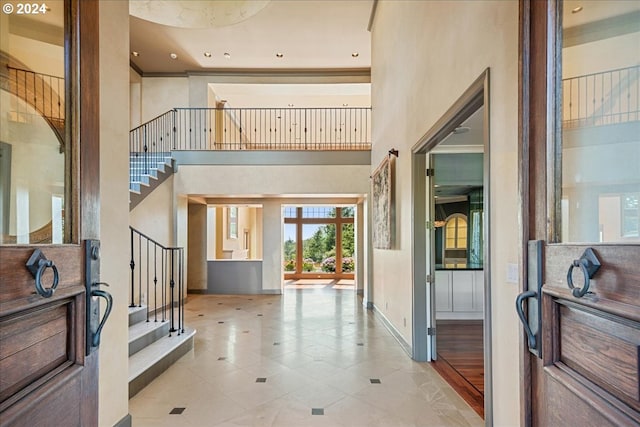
[
  {"left": 560, "top": 1, "right": 640, "bottom": 243},
  {"left": 0, "top": 0, "right": 66, "bottom": 244}
]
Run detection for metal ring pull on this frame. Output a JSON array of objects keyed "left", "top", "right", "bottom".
[
  {"left": 566, "top": 247, "right": 601, "bottom": 298},
  {"left": 26, "top": 249, "right": 60, "bottom": 298},
  {"left": 35, "top": 259, "right": 60, "bottom": 298}
]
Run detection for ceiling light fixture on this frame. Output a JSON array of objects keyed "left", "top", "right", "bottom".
[
  {"left": 452, "top": 126, "right": 470, "bottom": 135},
  {"left": 170, "top": 53, "right": 178, "bottom": 60},
  {"left": 224, "top": 52, "right": 231, "bottom": 59},
  {"left": 352, "top": 52, "right": 359, "bottom": 58},
  {"left": 287, "top": 103, "right": 294, "bottom": 107},
  {"left": 204, "top": 52, "right": 212, "bottom": 58},
  {"left": 571, "top": 5, "right": 583, "bottom": 13},
  {"left": 276, "top": 53, "right": 284, "bottom": 58},
  {"left": 342, "top": 103, "right": 349, "bottom": 107},
  {"left": 131, "top": 51, "right": 140, "bottom": 57}
]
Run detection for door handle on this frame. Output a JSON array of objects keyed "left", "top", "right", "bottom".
[
  {"left": 90, "top": 288, "right": 113, "bottom": 347},
  {"left": 515, "top": 240, "right": 544, "bottom": 358},
  {"left": 516, "top": 290, "right": 538, "bottom": 350},
  {"left": 85, "top": 239, "right": 114, "bottom": 354}
]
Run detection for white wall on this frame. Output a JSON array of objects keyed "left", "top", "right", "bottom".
[
  {"left": 98, "top": 1, "right": 130, "bottom": 426},
  {"left": 371, "top": 1, "right": 520, "bottom": 425}
]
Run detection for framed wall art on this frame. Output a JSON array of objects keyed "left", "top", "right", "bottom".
[{"left": 372, "top": 155, "right": 393, "bottom": 249}]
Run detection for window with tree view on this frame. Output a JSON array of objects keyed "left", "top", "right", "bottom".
[{"left": 283, "top": 206, "right": 356, "bottom": 278}]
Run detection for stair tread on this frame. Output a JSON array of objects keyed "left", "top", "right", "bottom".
[
  {"left": 128, "top": 319, "right": 170, "bottom": 343},
  {"left": 129, "top": 327, "right": 196, "bottom": 382}
]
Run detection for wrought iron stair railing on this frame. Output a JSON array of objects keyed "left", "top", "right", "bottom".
[{"left": 129, "top": 226, "right": 184, "bottom": 336}]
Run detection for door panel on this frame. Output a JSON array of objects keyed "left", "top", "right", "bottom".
[
  {"left": 0, "top": 0, "right": 102, "bottom": 425},
  {"left": 520, "top": 0, "right": 640, "bottom": 425}
]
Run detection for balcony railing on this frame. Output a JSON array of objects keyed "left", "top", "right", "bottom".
[
  {"left": 3, "top": 65, "right": 65, "bottom": 147},
  {"left": 562, "top": 65, "right": 639, "bottom": 129},
  {"left": 129, "top": 106, "right": 371, "bottom": 186},
  {"left": 172, "top": 107, "right": 371, "bottom": 151}
]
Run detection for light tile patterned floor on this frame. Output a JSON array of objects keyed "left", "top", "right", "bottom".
[{"left": 129, "top": 288, "right": 484, "bottom": 427}]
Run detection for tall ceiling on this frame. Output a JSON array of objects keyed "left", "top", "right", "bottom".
[
  {"left": 129, "top": 0, "right": 374, "bottom": 75},
  {"left": 129, "top": 0, "right": 374, "bottom": 108}
]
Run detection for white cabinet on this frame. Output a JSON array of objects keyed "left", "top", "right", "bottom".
[
  {"left": 435, "top": 269, "right": 484, "bottom": 319},
  {"left": 435, "top": 271, "right": 452, "bottom": 312}
]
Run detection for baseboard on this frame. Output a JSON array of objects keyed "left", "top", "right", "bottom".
[
  {"left": 372, "top": 304, "right": 412, "bottom": 357},
  {"left": 113, "top": 413, "right": 132, "bottom": 427},
  {"left": 188, "top": 289, "right": 207, "bottom": 294}
]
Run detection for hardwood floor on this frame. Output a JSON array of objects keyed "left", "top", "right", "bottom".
[{"left": 432, "top": 319, "right": 484, "bottom": 418}]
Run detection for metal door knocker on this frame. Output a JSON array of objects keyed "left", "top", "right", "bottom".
[
  {"left": 566, "top": 247, "right": 601, "bottom": 298},
  {"left": 26, "top": 249, "right": 60, "bottom": 298}
]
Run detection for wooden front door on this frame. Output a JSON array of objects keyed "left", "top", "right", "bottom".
[
  {"left": 0, "top": 1, "right": 103, "bottom": 425},
  {"left": 519, "top": 1, "right": 640, "bottom": 426}
]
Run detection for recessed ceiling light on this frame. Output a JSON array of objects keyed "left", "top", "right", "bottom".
[
  {"left": 453, "top": 126, "right": 471, "bottom": 134},
  {"left": 224, "top": 52, "right": 231, "bottom": 59},
  {"left": 170, "top": 53, "right": 178, "bottom": 60},
  {"left": 352, "top": 52, "right": 359, "bottom": 58},
  {"left": 131, "top": 51, "right": 140, "bottom": 57},
  {"left": 276, "top": 53, "right": 284, "bottom": 58},
  {"left": 571, "top": 6, "right": 583, "bottom": 13},
  {"left": 203, "top": 52, "right": 212, "bottom": 58}
]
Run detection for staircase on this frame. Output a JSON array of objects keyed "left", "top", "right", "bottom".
[
  {"left": 128, "top": 305, "right": 195, "bottom": 398},
  {"left": 129, "top": 152, "right": 174, "bottom": 210},
  {"left": 128, "top": 227, "right": 195, "bottom": 398}
]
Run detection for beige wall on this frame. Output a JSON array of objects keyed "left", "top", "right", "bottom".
[
  {"left": 372, "top": 1, "right": 520, "bottom": 425},
  {"left": 140, "top": 77, "right": 189, "bottom": 122},
  {"left": 187, "top": 203, "right": 207, "bottom": 290},
  {"left": 130, "top": 176, "right": 175, "bottom": 246},
  {"left": 98, "top": 1, "right": 130, "bottom": 426}
]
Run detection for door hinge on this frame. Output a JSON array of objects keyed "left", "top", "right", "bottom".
[
  {"left": 427, "top": 327, "right": 436, "bottom": 336},
  {"left": 426, "top": 274, "right": 433, "bottom": 283},
  {"left": 426, "top": 168, "right": 434, "bottom": 177}
]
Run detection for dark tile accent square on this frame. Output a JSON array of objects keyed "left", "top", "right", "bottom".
[
  {"left": 357, "top": 343, "right": 364, "bottom": 346},
  {"left": 370, "top": 378, "right": 381, "bottom": 384},
  {"left": 311, "top": 408, "right": 324, "bottom": 415},
  {"left": 198, "top": 314, "right": 204, "bottom": 317},
  {"left": 257, "top": 314, "right": 263, "bottom": 316},
  {"left": 170, "top": 407, "right": 185, "bottom": 415},
  {"left": 243, "top": 330, "right": 250, "bottom": 333},
  {"left": 218, "top": 302, "right": 223, "bottom": 305},
  {"left": 218, "top": 321, "right": 225, "bottom": 324},
  {"left": 256, "top": 377, "right": 267, "bottom": 383},
  {"left": 236, "top": 308, "right": 241, "bottom": 310},
  {"left": 273, "top": 342, "right": 280, "bottom": 346},
  {"left": 218, "top": 357, "right": 227, "bottom": 361}
]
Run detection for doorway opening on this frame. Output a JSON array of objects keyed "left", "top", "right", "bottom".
[
  {"left": 282, "top": 205, "right": 356, "bottom": 291},
  {"left": 411, "top": 70, "right": 491, "bottom": 421}
]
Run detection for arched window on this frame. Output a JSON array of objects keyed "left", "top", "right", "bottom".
[
  {"left": 445, "top": 214, "right": 468, "bottom": 250},
  {"left": 443, "top": 214, "right": 468, "bottom": 267}
]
